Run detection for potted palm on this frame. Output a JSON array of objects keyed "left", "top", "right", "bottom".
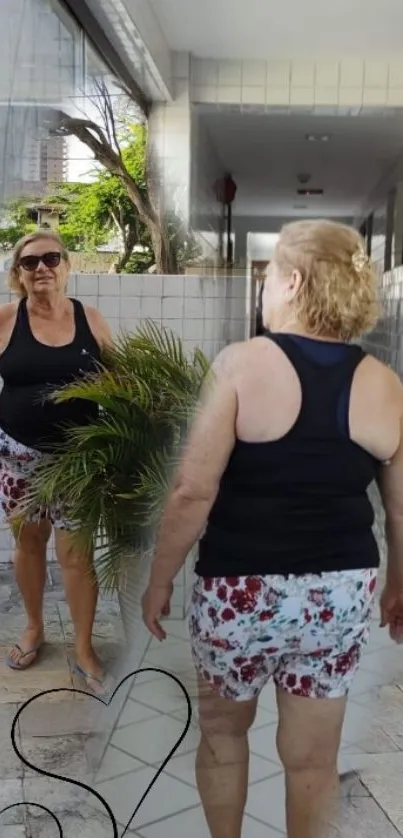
[{"left": 22, "top": 320, "right": 209, "bottom": 636}]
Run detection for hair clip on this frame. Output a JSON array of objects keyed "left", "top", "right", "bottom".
[{"left": 352, "top": 248, "right": 370, "bottom": 273}]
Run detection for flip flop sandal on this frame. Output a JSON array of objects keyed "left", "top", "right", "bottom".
[
  {"left": 72, "top": 664, "right": 115, "bottom": 699},
  {"left": 6, "top": 643, "right": 42, "bottom": 671}
]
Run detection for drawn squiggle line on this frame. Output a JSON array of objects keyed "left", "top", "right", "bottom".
[
  {"left": 0, "top": 668, "right": 193, "bottom": 837},
  {"left": 1, "top": 803, "right": 63, "bottom": 836}
]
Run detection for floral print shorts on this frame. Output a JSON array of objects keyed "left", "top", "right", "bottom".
[
  {"left": 189, "top": 569, "right": 377, "bottom": 701},
  {"left": 0, "top": 428, "right": 71, "bottom": 530}
]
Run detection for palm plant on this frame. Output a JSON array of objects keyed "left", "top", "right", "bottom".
[{"left": 22, "top": 321, "right": 209, "bottom": 591}]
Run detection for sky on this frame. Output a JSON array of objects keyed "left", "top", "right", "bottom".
[{"left": 67, "top": 137, "right": 97, "bottom": 182}]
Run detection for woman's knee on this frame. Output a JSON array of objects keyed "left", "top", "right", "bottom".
[
  {"left": 55, "top": 530, "right": 93, "bottom": 571},
  {"left": 276, "top": 689, "right": 346, "bottom": 773},
  {"left": 13, "top": 521, "right": 51, "bottom": 555},
  {"left": 277, "top": 726, "right": 339, "bottom": 774},
  {"left": 198, "top": 680, "right": 257, "bottom": 739}
]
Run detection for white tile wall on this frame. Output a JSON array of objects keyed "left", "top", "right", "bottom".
[
  {"left": 191, "top": 56, "right": 401, "bottom": 113},
  {"left": 218, "top": 60, "right": 242, "bottom": 86},
  {"left": 148, "top": 62, "right": 192, "bottom": 224},
  {"left": 315, "top": 61, "right": 339, "bottom": 87},
  {"left": 387, "top": 88, "right": 403, "bottom": 106},
  {"left": 266, "top": 60, "right": 290, "bottom": 88},
  {"left": 266, "top": 86, "right": 290, "bottom": 106},
  {"left": 340, "top": 59, "right": 364, "bottom": 88},
  {"left": 389, "top": 59, "right": 403, "bottom": 87},
  {"left": 171, "top": 51, "right": 191, "bottom": 81},
  {"left": 291, "top": 61, "right": 315, "bottom": 88},
  {"left": 364, "top": 61, "right": 389, "bottom": 89},
  {"left": 242, "top": 60, "right": 267, "bottom": 87},
  {"left": 363, "top": 88, "right": 388, "bottom": 107},
  {"left": 190, "top": 108, "right": 224, "bottom": 260},
  {"left": 192, "top": 58, "right": 219, "bottom": 86}
]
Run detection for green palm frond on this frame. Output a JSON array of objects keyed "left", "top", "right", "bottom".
[{"left": 23, "top": 321, "right": 209, "bottom": 590}]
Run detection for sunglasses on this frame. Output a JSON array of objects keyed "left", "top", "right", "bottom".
[{"left": 19, "top": 252, "right": 64, "bottom": 272}]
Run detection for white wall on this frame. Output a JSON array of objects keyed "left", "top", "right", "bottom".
[
  {"left": 191, "top": 56, "right": 403, "bottom": 110},
  {"left": 148, "top": 57, "right": 193, "bottom": 224},
  {"left": 190, "top": 110, "right": 224, "bottom": 258},
  {"left": 248, "top": 232, "right": 279, "bottom": 262},
  {"left": 57, "top": 271, "right": 247, "bottom": 354}
]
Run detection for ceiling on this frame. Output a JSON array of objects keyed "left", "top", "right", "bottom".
[
  {"left": 148, "top": 0, "right": 403, "bottom": 60},
  {"left": 199, "top": 111, "right": 403, "bottom": 217}
]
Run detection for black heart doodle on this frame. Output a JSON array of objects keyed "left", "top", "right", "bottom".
[{"left": 0, "top": 667, "right": 193, "bottom": 837}]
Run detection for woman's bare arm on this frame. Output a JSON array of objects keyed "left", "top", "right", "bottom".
[
  {"left": 149, "top": 345, "right": 239, "bottom": 587},
  {"left": 85, "top": 305, "right": 114, "bottom": 351},
  {"left": 377, "top": 379, "right": 403, "bottom": 587}
]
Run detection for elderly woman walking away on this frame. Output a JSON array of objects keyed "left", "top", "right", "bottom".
[
  {"left": 0, "top": 231, "right": 113, "bottom": 695},
  {"left": 142, "top": 219, "right": 403, "bottom": 838}
]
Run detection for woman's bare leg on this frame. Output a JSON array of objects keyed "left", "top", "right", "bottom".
[
  {"left": 276, "top": 686, "right": 346, "bottom": 838},
  {"left": 196, "top": 676, "right": 257, "bottom": 838},
  {"left": 8, "top": 520, "right": 51, "bottom": 665},
  {"left": 55, "top": 529, "right": 102, "bottom": 679}
]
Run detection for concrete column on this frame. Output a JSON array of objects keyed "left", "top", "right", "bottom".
[
  {"left": 147, "top": 54, "right": 193, "bottom": 619},
  {"left": 148, "top": 52, "right": 192, "bottom": 227}
]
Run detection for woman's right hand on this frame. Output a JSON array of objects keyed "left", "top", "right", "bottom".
[
  {"left": 380, "top": 583, "right": 403, "bottom": 643},
  {"left": 141, "top": 582, "right": 173, "bottom": 641}
]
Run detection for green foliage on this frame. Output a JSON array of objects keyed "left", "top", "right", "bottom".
[
  {"left": 54, "top": 125, "right": 150, "bottom": 262},
  {"left": 22, "top": 321, "right": 209, "bottom": 591},
  {"left": 0, "top": 124, "right": 202, "bottom": 273},
  {"left": 0, "top": 198, "right": 37, "bottom": 250},
  {"left": 124, "top": 249, "right": 154, "bottom": 274}
]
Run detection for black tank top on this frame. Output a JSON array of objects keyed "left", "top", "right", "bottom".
[
  {"left": 0, "top": 298, "right": 101, "bottom": 452},
  {"left": 196, "top": 333, "right": 381, "bottom": 578}
]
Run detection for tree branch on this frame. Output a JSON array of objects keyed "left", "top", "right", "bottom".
[{"left": 58, "top": 116, "right": 156, "bottom": 226}]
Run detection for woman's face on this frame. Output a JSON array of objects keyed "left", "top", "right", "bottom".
[
  {"left": 18, "top": 238, "right": 69, "bottom": 298},
  {"left": 262, "top": 261, "right": 288, "bottom": 331},
  {"left": 262, "top": 260, "right": 302, "bottom": 332}
]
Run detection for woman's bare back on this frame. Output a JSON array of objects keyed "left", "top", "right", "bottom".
[{"left": 230, "top": 336, "right": 402, "bottom": 464}]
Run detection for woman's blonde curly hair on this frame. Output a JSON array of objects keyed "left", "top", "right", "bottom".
[
  {"left": 7, "top": 231, "right": 69, "bottom": 297},
  {"left": 275, "top": 219, "right": 381, "bottom": 341}
]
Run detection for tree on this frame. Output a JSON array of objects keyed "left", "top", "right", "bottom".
[
  {"left": 51, "top": 125, "right": 154, "bottom": 272},
  {"left": 55, "top": 80, "right": 181, "bottom": 274},
  {"left": 0, "top": 198, "right": 37, "bottom": 250},
  {"left": 0, "top": 95, "right": 203, "bottom": 273}
]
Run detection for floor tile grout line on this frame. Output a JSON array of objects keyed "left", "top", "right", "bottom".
[
  {"left": 96, "top": 738, "right": 283, "bottom": 789},
  {"left": 116, "top": 709, "right": 276, "bottom": 735},
  {"left": 86, "top": 642, "right": 154, "bottom": 780},
  {"left": 349, "top": 772, "right": 403, "bottom": 835},
  {"left": 95, "top": 763, "right": 151, "bottom": 784},
  {"left": 131, "top": 803, "right": 205, "bottom": 834},
  {"left": 95, "top": 743, "right": 153, "bottom": 775},
  {"left": 244, "top": 810, "right": 286, "bottom": 834},
  {"left": 125, "top": 697, "right": 199, "bottom": 720},
  {"left": 105, "top": 736, "right": 199, "bottom": 767},
  {"left": 133, "top": 801, "right": 287, "bottom": 835},
  {"left": 116, "top": 710, "right": 163, "bottom": 729}
]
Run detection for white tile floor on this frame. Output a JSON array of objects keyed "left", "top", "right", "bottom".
[{"left": 90, "top": 606, "right": 403, "bottom": 838}]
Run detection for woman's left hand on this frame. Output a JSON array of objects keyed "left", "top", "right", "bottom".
[
  {"left": 141, "top": 582, "right": 174, "bottom": 641},
  {"left": 380, "top": 583, "right": 403, "bottom": 643}
]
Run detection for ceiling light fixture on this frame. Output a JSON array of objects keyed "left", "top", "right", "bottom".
[
  {"left": 297, "top": 173, "right": 311, "bottom": 184},
  {"left": 297, "top": 189, "right": 324, "bottom": 196},
  {"left": 305, "top": 134, "right": 331, "bottom": 142}
]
